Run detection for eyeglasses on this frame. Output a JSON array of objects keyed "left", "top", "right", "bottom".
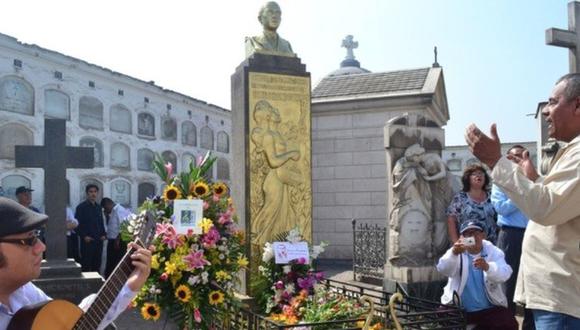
[{"left": 0, "top": 230, "right": 42, "bottom": 247}]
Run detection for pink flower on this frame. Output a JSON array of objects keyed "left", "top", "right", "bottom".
[
  {"left": 218, "top": 211, "right": 232, "bottom": 225},
  {"left": 274, "top": 281, "right": 284, "bottom": 290},
  {"left": 202, "top": 228, "right": 221, "bottom": 248},
  {"left": 164, "top": 162, "right": 173, "bottom": 178},
  {"left": 155, "top": 223, "right": 175, "bottom": 238},
  {"left": 183, "top": 249, "right": 210, "bottom": 270},
  {"left": 162, "top": 230, "right": 183, "bottom": 249},
  {"left": 213, "top": 194, "right": 220, "bottom": 202},
  {"left": 194, "top": 308, "right": 202, "bottom": 323},
  {"left": 203, "top": 201, "right": 209, "bottom": 210},
  {"left": 160, "top": 273, "right": 169, "bottom": 281},
  {"left": 297, "top": 276, "right": 315, "bottom": 290}
]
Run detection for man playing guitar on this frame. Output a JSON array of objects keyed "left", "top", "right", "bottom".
[{"left": 0, "top": 197, "right": 152, "bottom": 329}]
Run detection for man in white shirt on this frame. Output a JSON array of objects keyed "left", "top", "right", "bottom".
[
  {"left": 465, "top": 73, "right": 580, "bottom": 329},
  {"left": 0, "top": 197, "right": 151, "bottom": 330},
  {"left": 101, "top": 198, "right": 133, "bottom": 279}
]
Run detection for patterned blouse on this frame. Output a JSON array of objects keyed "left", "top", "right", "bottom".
[{"left": 446, "top": 191, "right": 498, "bottom": 243}]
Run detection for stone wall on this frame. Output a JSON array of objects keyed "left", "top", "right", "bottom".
[{"left": 0, "top": 33, "right": 232, "bottom": 211}]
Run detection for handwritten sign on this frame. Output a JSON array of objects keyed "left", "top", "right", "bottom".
[
  {"left": 273, "top": 242, "right": 310, "bottom": 264},
  {"left": 173, "top": 199, "right": 203, "bottom": 235}
]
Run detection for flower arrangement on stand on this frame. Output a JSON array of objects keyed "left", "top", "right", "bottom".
[
  {"left": 122, "top": 153, "right": 247, "bottom": 329},
  {"left": 251, "top": 229, "right": 383, "bottom": 329}
]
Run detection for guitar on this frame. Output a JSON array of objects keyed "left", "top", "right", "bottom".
[{"left": 8, "top": 211, "right": 157, "bottom": 330}]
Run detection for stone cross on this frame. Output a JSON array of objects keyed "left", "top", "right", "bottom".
[
  {"left": 15, "top": 119, "right": 94, "bottom": 262},
  {"left": 546, "top": 1, "right": 580, "bottom": 72},
  {"left": 341, "top": 35, "right": 358, "bottom": 60}
]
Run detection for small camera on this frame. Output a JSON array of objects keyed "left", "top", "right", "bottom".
[{"left": 463, "top": 237, "right": 476, "bottom": 246}]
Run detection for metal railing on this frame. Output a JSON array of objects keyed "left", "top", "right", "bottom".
[{"left": 352, "top": 219, "right": 386, "bottom": 284}]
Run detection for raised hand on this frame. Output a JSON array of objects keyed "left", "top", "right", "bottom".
[
  {"left": 507, "top": 149, "right": 540, "bottom": 182},
  {"left": 465, "top": 123, "right": 502, "bottom": 169}
]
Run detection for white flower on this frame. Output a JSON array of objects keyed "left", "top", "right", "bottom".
[
  {"left": 201, "top": 271, "right": 209, "bottom": 284},
  {"left": 311, "top": 241, "right": 329, "bottom": 259},
  {"left": 218, "top": 253, "right": 225, "bottom": 260},
  {"left": 262, "top": 242, "right": 274, "bottom": 262},
  {"left": 283, "top": 265, "right": 292, "bottom": 274},
  {"left": 188, "top": 275, "right": 200, "bottom": 286},
  {"left": 286, "top": 228, "right": 302, "bottom": 243},
  {"left": 148, "top": 285, "right": 158, "bottom": 294},
  {"left": 284, "top": 283, "right": 295, "bottom": 295}
]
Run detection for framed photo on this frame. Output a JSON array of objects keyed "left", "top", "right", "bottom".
[{"left": 173, "top": 199, "right": 203, "bottom": 235}]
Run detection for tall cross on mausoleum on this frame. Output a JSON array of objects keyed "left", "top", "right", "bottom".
[
  {"left": 15, "top": 119, "right": 94, "bottom": 262},
  {"left": 546, "top": 1, "right": 580, "bottom": 72},
  {"left": 342, "top": 35, "right": 359, "bottom": 60}
]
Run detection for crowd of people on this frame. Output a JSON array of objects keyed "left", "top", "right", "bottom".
[{"left": 437, "top": 73, "right": 580, "bottom": 330}]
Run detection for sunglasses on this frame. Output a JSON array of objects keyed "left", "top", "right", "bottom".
[{"left": 0, "top": 230, "right": 42, "bottom": 247}]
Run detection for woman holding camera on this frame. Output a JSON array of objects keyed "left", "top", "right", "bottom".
[{"left": 446, "top": 164, "right": 498, "bottom": 244}]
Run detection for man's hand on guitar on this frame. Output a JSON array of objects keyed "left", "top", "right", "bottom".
[{"left": 126, "top": 242, "right": 152, "bottom": 292}]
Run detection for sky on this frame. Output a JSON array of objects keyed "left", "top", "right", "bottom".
[{"left": 0, "top": 0, "right": 572, "bottom": 146}]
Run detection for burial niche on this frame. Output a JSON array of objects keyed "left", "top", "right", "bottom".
[
  {"left": 138, "top": 182, "right": 156, "bottom": 205},
  {"left": 216, "top": 131, "right": 229, "bottom": 153},
  {"left": 79, "top": 137, "right": 104, "bottom": 167},
  {"left": 110, "top": 142, "right": 130, "bottom": 169},
  {"left": 0, "top": 76, "right": 34, "bottom": 115},
  {"left": 79, "top": 96, "right": 104, "bottom": 130},
  {"left": 110, "top": 104, "right": 132, "bottom": 134},
  {"left": 200, "top": 126, "right": 214, "bottom": 150},
  {"left": 216, "top": 157, "right": 230, "bottom": 180},
  {"left": 182, "top": 153, "right": 195, "bottom": 171},
  {"left": 44, "top": 89, "right": 70, "bottom": 120},
  {"left": 111, "top": 179, "right": 131, "bottom": 208},
  {"left": 138, "top": 112, "right": 155, "bottom": 137},
  {"left": 161, "top": 115, "right": 177, "bottom": 141},
  {"left": 137, "top": 148, "right": 155, "bottom": 172},
  {"left": 1, "top": 175, "right": 31, "bottom": 201},
  {"left": 0, "top": 124, "right": 33, "bottom": 159},
  {"left": 181, "top": 121, "right": 197, "bottom": 146}
]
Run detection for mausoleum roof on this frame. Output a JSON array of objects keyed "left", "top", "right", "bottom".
[{"left": 313, "top": 67, "right": 431, "bottom": 100}]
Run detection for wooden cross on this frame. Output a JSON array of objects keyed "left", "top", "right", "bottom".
[
  {"left": 15, "top": 119, "right": 94, "bottom": 261},
  {"left": 546, "top": 1, "right": 580, "bottom": 72}
]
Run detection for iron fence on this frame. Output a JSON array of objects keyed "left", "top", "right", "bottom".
[
  {"left": 352, "top": 219, "right": 386, "bottom": 284},
  {"left": 211, "top": 278, "right": 465, "bottom": 329}
]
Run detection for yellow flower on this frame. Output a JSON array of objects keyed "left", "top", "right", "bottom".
[
  {"left": 208, "top": 290, "right": 225, "bottom": 305},
  {"left": 174, "top": 284, "right": 192, "bottom": 303},
  {"left": 191, "top": 181, "right": 209, "bottom": 197},
  {"left": 216, "top": 270, "right": 232, "bottom": 282},
  {"left": 163, "top": 185, "right": 182, "bottom": 201},
  {"left": 199, "top": 218, "right": 214, "bottom": 234},
  {"left": 151, "top": 255, "right": 159, "bottom": 270},
  {"left": 164, "top": 261, "right": 177, "bottom": 275},
  {"left": 237, "top": 255, "right": 249, "bottom": 268},
  {"left": 213, "top": 182, "right": 228, "bottom": 196},
  {"left": 141, "top": 302, "right": 161, "bottom": 321}
]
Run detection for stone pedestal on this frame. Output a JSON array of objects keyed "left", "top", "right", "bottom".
[
  {"left": 33, "top": 259, "right": 103, "bottom": 304},
  {"left": 231, "top": 53, "right": 312, "bottom": 292}
]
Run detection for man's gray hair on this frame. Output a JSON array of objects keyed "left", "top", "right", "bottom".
[{"left": 556, "top": 73, "right": 580, "bottom": 101}]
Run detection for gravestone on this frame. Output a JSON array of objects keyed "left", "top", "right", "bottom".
[
  {"left": 15, "top": 118, "right": 104, "bottom": 303},
  {"left": 138, "top": 113, "right": 155, "bottom": 137},
  {"left": 0, "top": 76, "right": 34, "bottom": 115},
  {"left": 182, "top": 121, "right": 197, "bottom": 146},
  {"left": 383, "top": 113, "right": 457, "bottom": 300}
]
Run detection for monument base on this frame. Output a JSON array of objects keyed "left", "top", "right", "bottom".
[
  {"left": 34, "top": 259, "right": 104, "bottom": 304},
  {"left": 383, "top": 264, "right": 446, "bottom": 301}
]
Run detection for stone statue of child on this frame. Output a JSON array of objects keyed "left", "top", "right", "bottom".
[{"left": 245, "top": 1, "right": 295, "bottom": 58}]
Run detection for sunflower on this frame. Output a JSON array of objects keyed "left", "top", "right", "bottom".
[
  {"left": 191, "top": 181, "right": 209, "bottom": 197},
  {"left": 174, "top": 284, "right": 192, "bottom": 303},
  {"left": 163, "top": 184, "right": 182, "bottom": 201},
  {"left": 208, "top": 290, "right": 225, "bottom": 305},
  {"left": 212, "top": 182, "right": 228, "bottom": 196},
  {"left": 141, "top": 302, "right": 161, "bottom": 321}
]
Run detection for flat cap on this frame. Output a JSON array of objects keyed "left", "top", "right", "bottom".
[
  {"left": 0, "top": 197, "right": 48, "bottom": 237},
  {"left": 15, "top": 186, "right": 34, "bottom": 195}
]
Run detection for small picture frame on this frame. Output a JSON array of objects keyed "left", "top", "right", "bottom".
[{"left": 173, "top": 199, "right": 203, "bottom": 235}]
